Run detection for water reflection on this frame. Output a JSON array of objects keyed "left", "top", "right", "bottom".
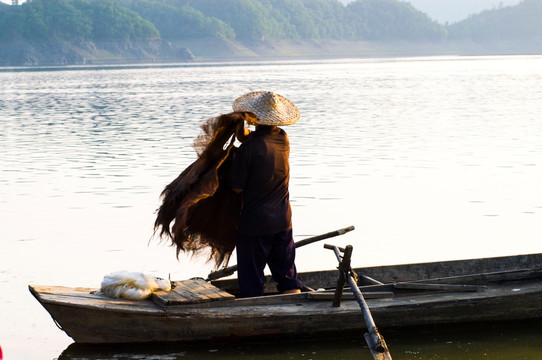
[{"left": 57, "top": 321, "right": 542, "bottom": 360}]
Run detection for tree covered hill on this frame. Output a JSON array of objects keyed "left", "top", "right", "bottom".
[
  {"left": 0, "top": 0, "right": 446, "bottom": 42},
  {"left": 166, "top": 0, "right": 445, "bottom": 41},
  {"left": 1, "top": 0, "right": 542, "bottom": 65},
  {"left": 2, "top": 0, "right": 541, "bottom": 44},
  {"left": 447, "top": 0, "right": 542, "bottom": 41}
]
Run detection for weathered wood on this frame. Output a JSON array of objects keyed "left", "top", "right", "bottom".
[
  {"left": 393, "top": 283, "right": 483, "bottom": 292},
  {"left": 365, "top": 332, "right": 392, "bottom": 360},
  {"left": 307, "top": 291, "right": 394, "bottom": 300},
  {"left": 162, "top": 292, "right": 309, "bottom": 310},
  {"left": 29, "top": 285, "right": 163, "bottom": 315},
  {"left": 267, "top": 254, "right": 542, "bottom": 292},
  {"left": 401, "top": 268, "right": 542, "bottom": 285},
  {"left": 294, "top": 225, "right": 355, "bottom": 247},
  {"left": 29, "top": 252, "right": 542, "bottom": 345},
  {"left": 362, "top": 275, "right": 384, "bottom": 285},
  {"left": 356, "top": 268, "right": 542, "bottom": 294},
  {"left": 326, "top": 244, "right": 392, "bottom": 360},
  {"left": 328, "top": 244, "right": 352, "bottom": 307},
  {"left": 152, "top": 278, "right": 234, "bottom": 306}
]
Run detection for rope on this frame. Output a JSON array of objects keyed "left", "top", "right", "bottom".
[
  {"left": 53, "top": 319, "right": 64, "bottom": 331},
  {"left": 349, "top": 268, "right": 359, "bottom": 284}
]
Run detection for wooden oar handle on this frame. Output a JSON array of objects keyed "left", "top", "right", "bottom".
[
  {"left": 294, "top": 226, "right": 355, "bottom": 248},
  {"left": 206, "top": 225, "right": 355, "bottom": 281},
  {"left": 324, "top": 244, "right": 346, "bottom": 253}
]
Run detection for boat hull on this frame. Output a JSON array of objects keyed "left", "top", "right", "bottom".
[{"left": 30, "top": 253, "right": 542, "bottom": 344}]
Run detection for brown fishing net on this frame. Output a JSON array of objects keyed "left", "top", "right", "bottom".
[{"left": 154, "top": 112, "right": 247, "bottom": 269}]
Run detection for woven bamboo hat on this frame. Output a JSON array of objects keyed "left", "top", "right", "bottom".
[{"left": 232, "top": 91, "right": 300, "bottom": 126}]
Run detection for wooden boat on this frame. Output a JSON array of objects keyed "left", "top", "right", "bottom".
[{"left": 30, "top": 252, "right": 542, "bottom": 344}]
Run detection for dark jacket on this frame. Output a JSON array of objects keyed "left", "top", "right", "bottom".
[{"left": 230, "top": 126, "right": 292, "bottom": 236}]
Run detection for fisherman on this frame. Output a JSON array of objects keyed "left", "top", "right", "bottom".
[{"left": 229, "top": 91, "right": 303, "bottom": 298}]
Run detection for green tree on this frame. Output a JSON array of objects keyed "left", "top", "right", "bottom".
[
  {"left": 0, "top": 0, "right": 158, "bottom": 42},
  {"left": 18, "top": 1, "right": 48, "bottom": 41},
  {"left": 348, "top": 0, "right": 445, "bottom": 41},
  {"left": 119, "top": 0, "right": 235, "bottom": 39},
  {"left": 90, "top": 0, "right": 158, "bottom": 40},
  {"left": 43, "top": 0, "right": 92, "bottom": 40},
  {"left": 179, "top": 0, "right": 273, "bottom": 40}
]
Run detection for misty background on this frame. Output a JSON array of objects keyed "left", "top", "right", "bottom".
[
  {"left": 404, "top": 0, "right": 522, "bottom": 23},
  {"left": 339, "top": 0, "right": 523, "bottom": 23}
]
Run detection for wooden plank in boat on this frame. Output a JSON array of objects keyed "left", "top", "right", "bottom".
[
  {"left": 393, "top": 283, "right": 484, "bottom": 292},
  {"left": 152, "top": 278, "right": 234, "bottom": 306},
  {"left": 308, "top": 291, "right": 394, "bottom": 301}
]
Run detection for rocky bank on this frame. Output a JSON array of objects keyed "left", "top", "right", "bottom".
[
  {"left": 0, "top": 39, "right": 196, "bottom": 66},
  {"left": 1, "top": 38, "right": 541, "bottom": 66}
]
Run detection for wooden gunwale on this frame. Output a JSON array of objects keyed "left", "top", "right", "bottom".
[
  {"left": 210, "top": 253, "right": 542, "bottom": 294},
  {"left": 30, "top": 275, "right": 542, "bottom": 315}
]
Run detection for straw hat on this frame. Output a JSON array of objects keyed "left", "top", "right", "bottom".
[{"left": 232, "top": 91, "right": 300, "bottom": 126}]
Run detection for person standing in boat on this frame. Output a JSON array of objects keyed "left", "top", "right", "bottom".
[{"left": 229, "top": 91, "right": 303, "bottom": 298}]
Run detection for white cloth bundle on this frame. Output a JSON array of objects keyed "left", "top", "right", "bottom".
[{"left": 100, "top": 271, "right": 171, "bottom": 300}]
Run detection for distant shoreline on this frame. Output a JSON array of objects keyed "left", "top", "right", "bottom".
[{"left": 1, "top": 38, "right": 541, "bottom": 67}]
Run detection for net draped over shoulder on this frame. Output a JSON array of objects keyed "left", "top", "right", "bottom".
[{"left": 154, "top": 114, "right": 243, "bottom": 269}]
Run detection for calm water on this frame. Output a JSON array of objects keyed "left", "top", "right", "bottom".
[{"left": 1, "top": 56, "right": 542, "bottom": 359}]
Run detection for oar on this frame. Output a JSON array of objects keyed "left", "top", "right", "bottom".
[
  {"left": 206, "top": 225, "right": 355, "bottom": 281},
  {"left": 325, "top": 244, "right": 392, "bottom": 360}
]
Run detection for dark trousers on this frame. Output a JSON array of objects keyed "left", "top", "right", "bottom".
[{"left": 235, "top": 229, "right": 303, "bottom": 298}]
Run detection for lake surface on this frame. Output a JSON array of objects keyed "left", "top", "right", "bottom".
[{"left": 1, "top": 55, "right": 541, "bottom": 359}]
